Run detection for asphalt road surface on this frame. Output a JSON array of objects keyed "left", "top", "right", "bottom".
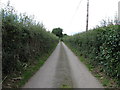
[{"left": 23, "top": 42, "right": 103, "bottom": 88}]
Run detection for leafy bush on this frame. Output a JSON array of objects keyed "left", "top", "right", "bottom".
[
  {"left": 2, "top": 4, "right": 58, "bottom": 75},
  {"left": 63, "top": 25, "right": 120, "bottom": 84}
]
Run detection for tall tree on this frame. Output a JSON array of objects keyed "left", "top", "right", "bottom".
[{"left": 52, "top": 27, "right": 63, "bottom": 38}]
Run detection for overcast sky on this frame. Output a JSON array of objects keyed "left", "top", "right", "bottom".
[{"left": 1, "top": 0, "right": 120, "bottom": 35}]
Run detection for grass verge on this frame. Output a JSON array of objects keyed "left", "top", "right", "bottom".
[
  {"left": 64, "top": 42, "right": 119, "bottom": 88},
  {"left": 2, "top": 44, "right": 58, "bottom": 88}
]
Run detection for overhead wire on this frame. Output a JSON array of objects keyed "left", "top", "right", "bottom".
[
  {"left": 73, "top": 0, "right": 83, "bottom": 18},
  {"left": 70, "top": 0, "right": 84, "bottom": 24}
]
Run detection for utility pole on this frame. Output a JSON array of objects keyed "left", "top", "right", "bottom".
[
  {"left": 86, "top": 0, "right": 89, "bottom": 32},
  {"left": 118, "top": 1, "right": 120, "bottom": 25}
]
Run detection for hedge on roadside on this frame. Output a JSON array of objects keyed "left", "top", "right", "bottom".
[
  {"left": 2, "top": 5, "right": 58, "bottom": 75},
  {"left": 63, "top": 25, "right": 120, "bottom": 84}
]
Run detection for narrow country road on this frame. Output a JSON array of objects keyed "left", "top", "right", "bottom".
[{"left": 23, "top": 42, "right": 103, "bottom": 88}]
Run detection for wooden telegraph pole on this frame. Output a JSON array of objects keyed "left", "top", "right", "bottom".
[
  {"left": 86, "top": 0, "right": 89, "bottom": 32},
  {"left": 118, "top": 1, "right": 120, "bottom": 25}
]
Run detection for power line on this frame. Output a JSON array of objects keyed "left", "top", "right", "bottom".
[
  {"left": 76, "top": 0, "right": 84, "bottom": 12},
  {"left": 71, "top": 0, "right": 84, "bottom": 22},
  {"left": 70, "top": 0, "right": 89, "bottom": 32}
]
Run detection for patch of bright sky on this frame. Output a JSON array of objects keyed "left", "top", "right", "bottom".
[{"left": 1, "top": 0, "right": 120, "bottom": 35}]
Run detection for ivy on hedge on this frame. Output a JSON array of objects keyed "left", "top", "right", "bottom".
[{"left": 64, "top": 25, "right": 120, "bottom": 84}]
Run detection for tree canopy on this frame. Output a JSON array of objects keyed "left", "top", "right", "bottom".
[{"left": 52, "top": 27, "right": 63, "bottom": 38}]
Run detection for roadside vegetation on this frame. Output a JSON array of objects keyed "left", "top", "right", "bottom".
[
  {"left": 63, "top": 25, "right": 120, "bottom": 88},
  {"left": 2, "top": 4, "right": 58, "bottom": 88}
]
